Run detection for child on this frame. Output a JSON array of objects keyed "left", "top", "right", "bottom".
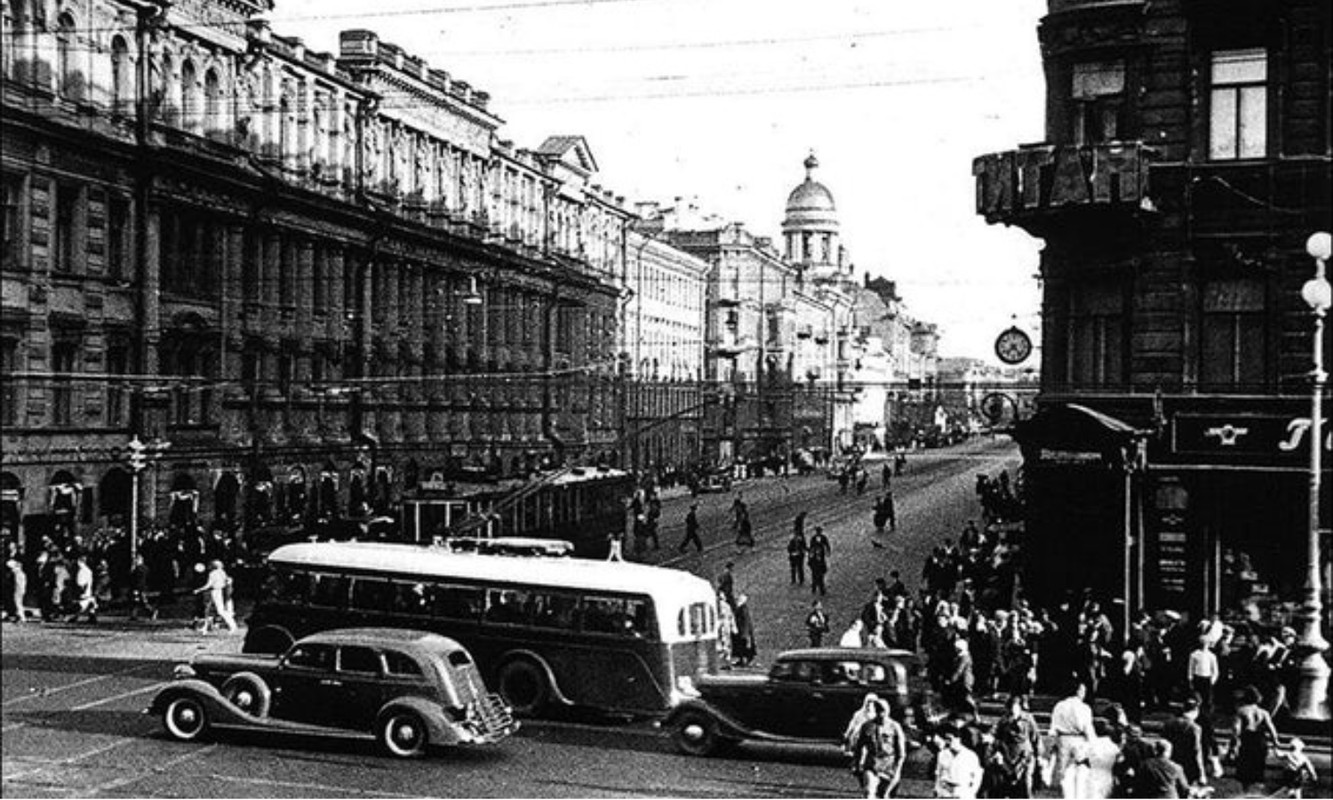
[{"left": 1276, "top": 738, "right": 1317, "bottom": 798}]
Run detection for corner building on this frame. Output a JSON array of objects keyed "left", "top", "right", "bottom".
[
  {"left": 1, "top": 0, "right": 630, "bottom": 553},
  {"left": 975, "top": 0, "right": 1331, "bottom": 631}
]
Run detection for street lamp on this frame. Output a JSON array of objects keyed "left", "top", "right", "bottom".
[{"left": 1293, "top": 230, "right": 1331, "bottom": 721}]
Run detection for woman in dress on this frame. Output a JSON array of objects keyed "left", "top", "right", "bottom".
[{"left": 1228, "top": 684, "right": 1281, "bottom": 795}]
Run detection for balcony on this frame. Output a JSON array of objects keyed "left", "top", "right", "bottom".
[{"left": 973, "top": 141, "right": 1155, "bottom": 237}]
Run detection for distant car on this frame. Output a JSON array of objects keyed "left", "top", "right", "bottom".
[
  {"left": 695, "top": 472, "right": 732, "bottom": 493},
  {"left": 147, "top": 628, "right": 518, "bottom": 758},
  {"left": 663, "top": 648, "right": 922, "bottom": 756}
]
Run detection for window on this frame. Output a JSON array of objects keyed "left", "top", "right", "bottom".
[
  {"left": 384, "top": 650, "right": 423, "bottom": 676},
  {"left": 285, "top": 643, "right": 336, "bottom": 671},
  {"left": 110, "top": 36, "right": 131, "bottom": 114},
  {"left": 1, "top": 173, "right": 22, "bottom": 270},
  {"left": 107, "top": 196, "right": 128, "bottom": 280},
  {"left": 105, "top": 340, "right": 128, "bottom": 426},
  {"left": 1, "top": 339, "right": 18, "bottom": 426},
  {"left": 350, "top": 578, "right": 395, "bottom": 612},
  {"left": 1069, "top": 283, "right": 1123, "bottom": 389},
  {"left": 54, "top": 184, "right": 80, "bottom": 274},
  {"left": 203, "top": 69, "right": 221, "bottom": 137},
  {"left": 1209, "top": 49, "right": 1267, "bottom": 160},
  {"left": 1071, "top": 60, "right": 1125, "bottom": 144},
  {"left": 581, "top": 595, "right": 653, "bottom": 638},
  {"left": 51, "top": 340, "right": 77, "bottom": 426},
  {"left": 308, "top": 573, "right": 348, "bottom": 607},
  {"left": 1201, "top": 279, "right": 1265, "bottom": 389},
  {"left": 770, "top": 660, "right": 820, "bottom": 683},
  {"left": 446, "top": 650, "right": 472, "bottom": 667},
  {"left": 427, "top": 583, "right": 484, "bottom": 620},
  {"left": 391, "top": 582, "right": 431, "bottom": 615},
  {"left": 262, "top": 567, "right": 310, "bottom": 603},
  {"left": 180, "top": 60, "right": 198, "bottom": 132},
  {"left": 57, "top": 13, "right": 82, "bottom": 101},
  {"left": 485, "top": 588, "right": 532, "bottom": 625},
  {"left": 338, "top": 646, "right": 381, "bottom": 675}
]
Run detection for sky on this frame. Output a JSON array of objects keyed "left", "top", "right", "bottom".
[{"left": 269, "top": 0, "right": 1049, "bottom": 363}]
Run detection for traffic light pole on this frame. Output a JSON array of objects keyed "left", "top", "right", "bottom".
[{"left": 127, "top": 435, "right": 147, "bottom": 566}]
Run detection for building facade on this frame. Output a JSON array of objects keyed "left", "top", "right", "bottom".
[
  {"left": 974, "top": 0, "right": 1331, "bottom": 633},
  {"left": 1, "top": 0, "right": 631, "bottom": 552}
]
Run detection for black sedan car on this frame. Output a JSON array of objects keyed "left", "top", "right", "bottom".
[
  {"left": 148, "top": 628, "right": 518, "bottom": 758},
  {"left": 665, "top": 648, "right": 922, "bottom": 756}
]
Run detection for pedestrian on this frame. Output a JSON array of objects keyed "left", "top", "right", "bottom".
[
  {"left": 1048, "top": 679, "right": 1096, "bottom": 799},
  {"left": 882, "top": 489, "right": 896, "bottom": 532},
  {"left": 4, "top": 551, "right": 27, "bottom": 623},
  {"left": 127, "top": 553, "right": 158, "bottom": 621},
  {"left": 806, "top": 599, "right": 830, "bottom": 647},
  {"left": 935, "top": 725, "right": 984, "bottom": 799},
  {"left": 1112, "top": 723, "right": 1154, "bottom": 797},
  {"left": 990, "top": 694, "right": 1041, "bottom": 797},
  {"left": 1277, "top": 738, "right": 1317, "bottom": 798},
  {"left": 606, "top": 526, "right": 625, "bottom": 562},
  {"left": 195, "top": 559, "right": 237, "bottom": 633},
  {"left": 882, "top": 462, "right": 892, "bottom": 489},
  {"left": 1133, "top": 740, "right": 1192, "bottom": 799},
  {"left": 944, "top": 638, "right": 977, "bottom": 715},
  {"left": 731, "top": 593, "right": 756, "bottom": 666},
  {"left": 841, "top": 618, "right": 867, "bottom": 647},
  {"left": 808, "top": 525, "right": 830, "bottom": 596},
  {"left": 678, "top": 503, "right": 703, "bottom": 553},
  {"left": 787, "top": 525, "right": 807, "bottom": 585},
  {"left": 69, "top": 555, "right": 98, "bottom": 624},
  {"left": 851, "top": 698, "right": 907, "bottom": 798},
  {"left": 1162, "top": 695, "right": 1207, "bottom": 789},
  {"left": 1227, "top": 684, "right": 1281, "bottom": 795},
  {"left": 844, "top": 693, "right": 882, "bottom": 758},
  {"left": 855, "top": 469, "right": 869, "bottom": 495},
  {"left": 717, "top": 561, "right": 736, "bottom": 608},
  {"left": 1186, "top": 636, "right": 1219, "bottom": 713},
  {"left": 734, "top": 508, "right": 755, "bottom": 548}
]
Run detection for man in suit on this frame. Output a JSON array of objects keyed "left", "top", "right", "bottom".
[
  {"left": 1161, "top": 695, "right": 1207, "bottom": 789},
  {"left": 1135, "top": 740, "right": 1193, "bottom": 799}
]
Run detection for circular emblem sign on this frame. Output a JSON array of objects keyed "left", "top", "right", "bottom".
[
  {"left": 994, "top": 326, "right": 1033, "bottom": 365},
  {"left": 981, "top": 392, "right": 1012, "bottom": 424}
]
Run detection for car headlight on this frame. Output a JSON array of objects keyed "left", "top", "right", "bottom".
[
  {"left": 172, "top": 664, "right": 196, "bottom": 680},
  {"left": 675, "top": 676, "right": 700, "bottom": 698}
]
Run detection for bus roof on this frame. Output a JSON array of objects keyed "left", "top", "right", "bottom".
[{"left": 267, "top": 541, "right": 714, "bottom": 600}]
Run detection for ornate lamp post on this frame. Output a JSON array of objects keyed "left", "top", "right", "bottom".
[{"left": 1293, "top": 230, "right": 1331, "bottom": 721}]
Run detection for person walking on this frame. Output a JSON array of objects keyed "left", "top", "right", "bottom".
[
  {"left": 1227, "top": 684, "right": 1281, "bottom": 795},
  {"left": 851, "top": 698, "right": 908, "bottom": 798},
  {"left": 1048, "top": 679, "right": 1097, "bottom": 799},
  {"left": 1186, "top": 636, "right": 1219, "bottom": 713},
  {"left": 70, "top": 555, "right": 98, "bottom": 624},
  {"left": 841, "top": 618, "right": 867, "bottom": 648},
  {"left": 783, "top": 525, "right": 809, "bottom": 586},
  {"left": 935, "top": 726, "right": 984, "bottom": 799},
  {"left": 717, "top": 561, "right": 736, "bottom": 608},
  {"left": 716, "top": 589, "right": 736, "bottom": 667},
  {"left": 808, "top": 525, "right": 830, "bottom": 596},
  {"left": 944, "top": 638, "right": 977, "bottom": 715},
  {"left": 1134, "top": 740, "right": 1193, "bottom": 799},
  {"left": 678, "top": 503, "right": 704, "bottom": 553},
  {"left": 195, "top": 559, "right": 237, "bottom": 633},
  {"left": 4, "top": 549, "right": 27, "bottom": 623},
  {"left": 991, "top": 694, "right": 1041, "bottom": 797},
  {"left": 1162, "top": 695, "right": 1207, "bottom": 790},
  {"left": 606, "top": 526, "right": 625, "bottom": 562},
  {"left": 731, "top": 593, "right": 757, "bottom": 666},
  {"left": 806, "top": 599, "right": 830, "bottom": 647},
  {"left": 881, "top": 488, "right": 896, "bottom": 532}
]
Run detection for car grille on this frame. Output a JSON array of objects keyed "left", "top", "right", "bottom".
[{"left": 476, "top": 692, "right": 516, "bottom": 736}]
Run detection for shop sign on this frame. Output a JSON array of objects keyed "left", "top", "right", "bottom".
[
  {"left": 1149, "top": 480, "right": 1190, "bottom": 608},
  {"left": 1172, "top": 413, "right": 1333, "bottom": 464},
  {"left": 973, "top": 142, "right": 1148, "bottom": 219}
]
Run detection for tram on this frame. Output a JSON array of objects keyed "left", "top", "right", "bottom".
[{"left": 400, "top": 467, "right": 634, "bottom": 558}]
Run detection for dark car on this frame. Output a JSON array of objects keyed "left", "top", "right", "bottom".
[
  {"left": 147, "top": 628, "right": 518, "bottom": 758},
  {"left": 664, "top": 647, "right": 922, "bottom": 756}
]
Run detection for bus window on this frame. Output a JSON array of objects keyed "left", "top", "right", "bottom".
[
  {"left": 391, "top": 582, "right": 430, "bottom": 615},
  {"left": 427, "top": 583, "right": 484, "bottom": 621},
  {"left": 308, "top": 574, "right": 349, "bottom": 608},
  {"left": 484, "top": 588, "right": 530, "bottom": 625},
  {"left": 686, "top": 602, "right": 711, "bottom": 637},
  {"left": 529, "top": 591, "right": 580, "bottom": 630},
  {"left": 350, "top": 578, "right": 395, "bottom": 612},
  {"left": 261, "top": 567, "right": 308, "bottom": 604},
  {"left": 583, "top": 595, "right": 653, "bottom": 638}
]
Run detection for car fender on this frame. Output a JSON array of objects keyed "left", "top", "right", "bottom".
[
  {"left": 147, "top": 679, "right": 259, "bottom": 728},
  {"left": 375, "top": 696, "right": 457, "bottom": 746},
  {"left": 497, "top": 649, "right": 573, "bottom": 707},
  {"left": 662, "top": 698, "right": 754, "bottom": 741}
]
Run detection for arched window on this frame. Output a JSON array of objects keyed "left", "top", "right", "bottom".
[
  {"left": 110, "top": 35, "right": 130, "bottom": 114},
  {"left": 57, "top": 12, "right": 82, "bottom": 100},
  {"left": 278, "top": 92, "right": 292, "bottom": 165},
  {"left": 3, "top": 0, "right": 27, "bottom": 79},
  {"left": 203, "top": 68, "right": 221, "bottom": 138},
  {"left": 179, "top": 59, "right": 198, "bottom": 131},
  {"left": 310, "top": 103, "right": 323, "bottom": 175}
]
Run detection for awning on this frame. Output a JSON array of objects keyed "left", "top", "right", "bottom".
[{"left": 1013, "top": 402, "right": 1151, "bottom": 453}]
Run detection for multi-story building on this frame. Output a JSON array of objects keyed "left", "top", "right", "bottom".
[
  {"left": 618, "top": 228, "right": 708, "bottom": 476},
  {"left": 849, "top": 276, "right": 943, "bottom": 446},
  {"left": 1, "top": 0, "right": 630, "bottom": 553},
  {"left": 974, "top": 0, "right": 1330, "bottom": 634}
]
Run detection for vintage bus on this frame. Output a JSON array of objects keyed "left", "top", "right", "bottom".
[{"left": 243, "top": 541, "right": 719, "bottom": 716}]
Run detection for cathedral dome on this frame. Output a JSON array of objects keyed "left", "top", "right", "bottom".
[{"left": 783, "top": 153, "right": 839, "bottom": 232}]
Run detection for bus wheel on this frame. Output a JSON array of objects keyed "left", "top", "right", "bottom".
[
  {"left": 221, "top": 673, "right": 271, "bottom": 718},
  {"left": 497, "top": 659, "right": 549, "bottom": 716},
  {"left": 672, "top": 709, "right": 719, "bottom": 756}
]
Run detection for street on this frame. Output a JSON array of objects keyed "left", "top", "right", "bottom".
[
  {"left": 4, "top": 437, "right": 1328, "bottom": 798},
  {"left": 2, "top": 440, "right": 1011, "bottom": 798}
]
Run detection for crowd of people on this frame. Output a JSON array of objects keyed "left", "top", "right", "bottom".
[{"left": 2, "top": 519, "right": 242, "bottom": 634}]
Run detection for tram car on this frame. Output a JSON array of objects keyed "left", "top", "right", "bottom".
[{"left": 400, "top": 467, "right": 633, "bottom": 558}]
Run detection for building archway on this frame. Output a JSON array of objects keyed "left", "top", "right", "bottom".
[
  {"left": 168, "top": 472, "right": 199, "bottom": 529},
  {"left": 214, "top": 472, "right": 239, "bottom": 527},
  {"left": 48, "top": 470, "right": 80, "bottom": 539},
  {"left": 99, "top": 468, "right": 132, "bottom": 522},
  {"left": 1, "top": 472, "right": 22, "bottom": 547}
]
